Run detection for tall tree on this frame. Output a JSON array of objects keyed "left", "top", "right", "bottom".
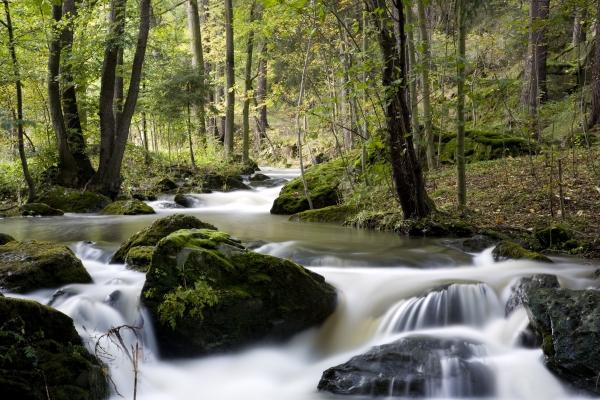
[
  {"left": 366, "top": 0, "right": 433, "bottom": 219},
  {"left": 588, "top": 0, "right": 600, "bottom": 129},
  {"left": 456, "top": 0, "right": 467, "bottom": 207},
  {"left": 405, "top": 4, "right": 420, "bottom": 147},
  {"left": 255, "top": 44, "right": 268, "bottom": 143},
  {"left": 224, "top": 0, "right": 235, "bottom": 157},
  {"left": 89, "top": 0, "right": 151, "bottom": 198},
  {"left": 416, "top": 0, "right": 434, "bottom": 170},
  {"left": 3, "top": 0, "right": 35, "bottom": 202},
  {"left": 187, "top": 0, "right": 207, "bottom": 142},
  {"left": 242, "top": 1, "right": 257, "bottom": 163}
]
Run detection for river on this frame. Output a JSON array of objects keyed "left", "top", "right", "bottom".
[{"left": 1, "top": 167, "right": 597, "bottom": 399}]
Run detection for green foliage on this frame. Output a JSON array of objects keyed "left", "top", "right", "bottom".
[{"left": 157, "top": 281, "right": 219, "bottom": 329}]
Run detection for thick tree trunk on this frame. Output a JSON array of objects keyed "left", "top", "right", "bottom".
[
  {"left": 242, "top": 1, "right": 257, "bottom": 163},
  {"left": 416, "top": 0, "right": 434, "bottom": 170},
  {"left": 4, "top": 0, "right": 35, "bottom": 202},
  {"left": 187, "top": 0, "right": 207, "bottom": 141},
  {"left": 366, "top": 0, "right": 433, "bottom": 219},
  {"left": 589, "top": 4, "right": 600, "bottom": 129},
  {"left": 224, "top": 0, "right": 235, "bottom": 157},
  {"left": 90, "top": 0, "right": 151, "bottom": 198},
  {"left": 456, "top": 0, "right": 467, "bottom": 208}
]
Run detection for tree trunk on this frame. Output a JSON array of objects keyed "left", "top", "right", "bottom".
[
  {"left": 90, "top": 0, "right": 151, "bottom": 199},
  {"left": 589, "top": 3, "right": 600, "bottom": 129},
  {"left": 3, "top": 0, "right": 35, "bottom": 202},
  {"left": 187, "top": 0, "right": 207, "bottom": 141},
  {"left": 242, "top": 1, "right": 257, "bottom": 163},
  {"left": 405, "top": 4, "right": 420, "bottom": 149},
  {"left": 572, "top": 9, "right": 587, "bottom": 47},
  {"left": 256, "top": 45, "right": 268, "bottom": 141},
  {"left": 224, "top": 0, "right": 235, "bottom": 157},
  {"left": 366, "top": 0, "right": 433, "bottom": 219},
  {"left": 456, "top": 0, "right": 467, "bottom": 208},
  {"left": 416, "top": 0, "right": 434, "bottom": 170}
]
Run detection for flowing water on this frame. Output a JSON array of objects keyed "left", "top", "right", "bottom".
[{"left": 1, "top": 167, "right": 598, "bottom": 400}]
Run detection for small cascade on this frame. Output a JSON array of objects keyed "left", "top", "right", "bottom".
[
  {"left": 72, "top": 240, "right": 113, "bottom": 263},
  {"left": 378, "top": 283, "right": 503, "bottom": 335}
]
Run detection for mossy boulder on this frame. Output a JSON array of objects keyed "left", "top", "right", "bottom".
[
  {"left": 492, "top": 241, "right": 552, "bottom": 263},
  {"left": 0, "top": 233, "right": 15, "bottom": 246},
  {"left": 36, "top": 187, "right": 111, "bottom": 213},
  {"left": 20, "top": 202, "right": 64, "bottom": 217},
  {"left": 534, "top": 224, "right": 573, "bottom": 249},
  {"left": 240, "top": 159, "right": 260, "bottom": 175},
  {"left": 0, "top": 296, "right": 108, "bottom": 400},
  {"left": 201, "top": 174, "right": 250, "bottom": 191},
  {"left": 250, "top": 173, "right": 270, "bottom": 182},
  {"left": 290, "top": 205, "right": 358, "bottom": 224},
  {"left": 142, "top": 228, "right": 337, "bottom": 357},
  {"left": 154, "top": 177, "right": 178, "bottom": 193},
  {"left": 111, "top": 214, "right": 217, "bottom": 264},
  {"left": 0, "top": 240, "right": 92, "bottom": 293},
  {"left": 101, "top": 199, "right": 155, "bottom": 215},
  {"left": 271, "top": 159, "right": 345, "bottom": 215},
  {"left": 439, "top": 129, "right": 534, "bottom": 164},
  {"left": 124, "top": 246, "right": 154, "bottom": 272},
  {"left": 525, "top": 288, "right": 600, "bottom": 394},
  {"left": 173, "top": 193, "right": 201, "bottom": 208}
]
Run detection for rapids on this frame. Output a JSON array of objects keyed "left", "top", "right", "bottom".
[{"left": 1, "top": 167, "right": 597, "bottom": 400}]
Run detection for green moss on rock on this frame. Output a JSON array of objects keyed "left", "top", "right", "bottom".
[
  {"left": 271, "top": 159, "right": 346, "bottom": 215},
  {"left": 111, "top": 214, "right": 217, "bottom": 263},
  {"left": 0, "top": 297, "right": 108, "bottom": 400},
  {"left": 124, "top": 246, "right": 154, "bottom": 272},
  {"left": 0, "top": 240, "right": 92, "bottom": 293},
  {"left": 492, "top": 240, "right": 552, "bottom": 263},
  {"left": 20, "top": 202, "right": 64, "bottom": 217},
  {"left": 534, "top": 224, "right": 573, "bottom": 249},
  {"left": 36, "top": 187, "right": 111, "bottom": 213},
  {"left": 290, "top": 205, "right": 358, "bottom": 224},
  {"left": 0, "top": 233, "right": 15, "bottom": 246},
  {"left": 101, "top": 199, "right": 155, "bottom": 215},
  {"left": 142, "top": 228, "right": 337, "bottom": 357}
]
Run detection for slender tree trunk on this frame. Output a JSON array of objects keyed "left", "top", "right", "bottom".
[
  {"left": 187, "top": 0, "right": 207, "bottom": 141},
  {"left": 572, "top": 9, "right": 587, "bottom": 47},
  {"left": 242, "top": 1, "right": 257, "bottom": 163},
  {"left": 224, "top": 0, "right": 235, "bottom": 157},
  {"left": 256, "top": 45, "right": 268, "bottom": 140},
  {"left": 588, "top": 3, "right": 600, "bottom": 129},
  {"left": 366, "top": 0, "right": 433, "bottom": 219},
  {"left": 416, "top": 0, "right": 434, "bottom": 170},
  {"left": 90, "top": 0, "right": 151, "bottom": 198},
  {"left": 4, "top": 0, "right": 35, "bottom": 202},
  {"left": 187, "top": 86, "right": 196, "bottom": 167},
  {"left": 405, "top": 4, "right": 420, "bottom": 149},
  {"left": 456, "top": 0, "right": 467, "bottom": 208}
]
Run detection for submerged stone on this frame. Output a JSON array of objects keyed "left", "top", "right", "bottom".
[
  {"left": 142, "top": 228, "right": 337, "bottom": 357},
  {"left": 318, "top": 336, "right": 494, "bottom": 397},
  {"left": 111, "top": 214, "right": 217, "bottom": 264},
  {"left": 101, "top": 199, "right": 155, "bottom": 215},
  {"left": 20, "top": 202, "right": 64, "bottom": 216},
  {"left": 0, "top": 240, "right": 92, "bottom": 293},
  {"left": 0, "top": 296, "right": 108, "bottom": 400}
]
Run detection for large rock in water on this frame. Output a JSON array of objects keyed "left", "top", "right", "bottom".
[
  {"left": 111, "top": 214, "right": 217, "bottom": 264},
  {"left": 141, "top": 228, "right": 337, "bottom": 357},
  {"left": 0, "top": 240, "right": 92, "bottom": 293},
  {"left": 270, "top": 159, "right": 345, "bottom": 215},
  {"left": 36, "top": 186, "right": 111, "bottom": 213},
  {"left": 318, "top": 336, "right": 494, "bottom": 397},
  {"left": 505, "top": 274, "right": 559, "bottom": 316},
  {"left": 0, "top": 233, "right": 15, "bottom": 245},
  {"left": 492, "top": 240, "right": 552, "bottom": 262},
  {"left": 0, "top": 296, "right": 108, "bottom": 400},
  {"left": 525, "top": 288, "right": 600, "bottom": 394},
  {"left": 101, "top": 199, "right": 155, "bottom": 215},
  {"left": 20, "top": 202, "right": 64, "bottom": 216}
]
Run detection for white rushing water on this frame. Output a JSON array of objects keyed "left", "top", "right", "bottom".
[{"left": 4, "top": 167, "right": 599, "bottom": 400}]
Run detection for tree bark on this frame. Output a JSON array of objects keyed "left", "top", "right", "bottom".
[
  {"left": 255, "top": 45, "right": 268, "bottom": 141},
  {"left": 405, "top": 4, "right": 420, "bottom": 150},
  {"left": 366, "top": 0, "right": 433, "bottom": 219},
  {"left": 224, "top": 0, "right": 235, "bottom": 157},
  {"left": 589, "top": 3, "right": 600, "bottom": 129},
  {"left": 90, "top": 0, "right": 151, "bottom": 198},
  {"left": 456, "top": 0, "right": 467, "bottom": 208},
  {"left": 242, "top": 1, "right": 257, "bottom": 163},
  {"left": 3, "top": 0, "right": 35, "bottom": 202},
  {"left": 187, "top": 0, "right": 207, "bottom": 141},
  {"left": 572, "top": 9, "right": 587, "bottom": 47},
  {"left": 416, "top": 0, "right": 434, "bottom": 170}
]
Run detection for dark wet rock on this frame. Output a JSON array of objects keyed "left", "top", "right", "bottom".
[
  {"left": 251, "top": 177, "right": 287, "bottom": 188},
  {"left": 243, "top": 240, "right": 269, "bottom": 250},
  {"left": 131, "top": 191, "right": 158, "bottom": 201},
  {"left": 505, "top": 274, "right": 559, "bottom": 316},
  {"left": 270, "top": 160, "right": 345, "bottom": 215},
  {"left": 124, "top": 246, "right": 154, "bottom": 272},
  {"left": 202, "top": 174, "right": 250, "bottom": 191},
  {"left": 36, "top": 187, "right": 110, "bottom": 213},
  {"left": 0, "top": 296, "right": 108, "bottom": 400},
  {"left": 250, "top": 173, "right": 270, "bottom": 182},
  {"left": 525, "top": 288, "right": 600, "bottom": 394},
  {"left": 101, "top": 199, "right": 155, "bottom": 215},
  {"left": 154, "top": 177, "right": 178, "bottom": 193},
  {"left": 47, "top": 288, "right": 77, "bottom": 307},
  {"left": 318, "top": 336, "right": 494, "bottom": 397},
  {"left": 174, "top": 193, "right": 201, "bottom": 208},
  {"left": 0, "top": 240, "right": 92, "bottom": 293},
  {"left": 20, "top": 202, "right": 64, "bottom": 217},
  {"left": 111, "top": 214, "right": 217, "bottom": 264},
  {"left": 534, "top": 224, "right": 574, "bottom": 249},
  {"left": 240, "top": 159, "right": 260, "bottom": 175},
  {"left": 142, "top": 228, "right": 337, "bottom": 357},
  {"left": 0, "top": 233, "right": 15, "bottom": 246},
  {"left": 443, "top": 234, "right": 497, "bottom": 253},
  {"left": 492, "top": 241, "right": 552, "bottom": 262}
]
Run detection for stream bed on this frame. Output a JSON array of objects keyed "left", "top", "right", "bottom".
[{"left": 1, "top": 167, "right": 598, "bottom": 400}]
